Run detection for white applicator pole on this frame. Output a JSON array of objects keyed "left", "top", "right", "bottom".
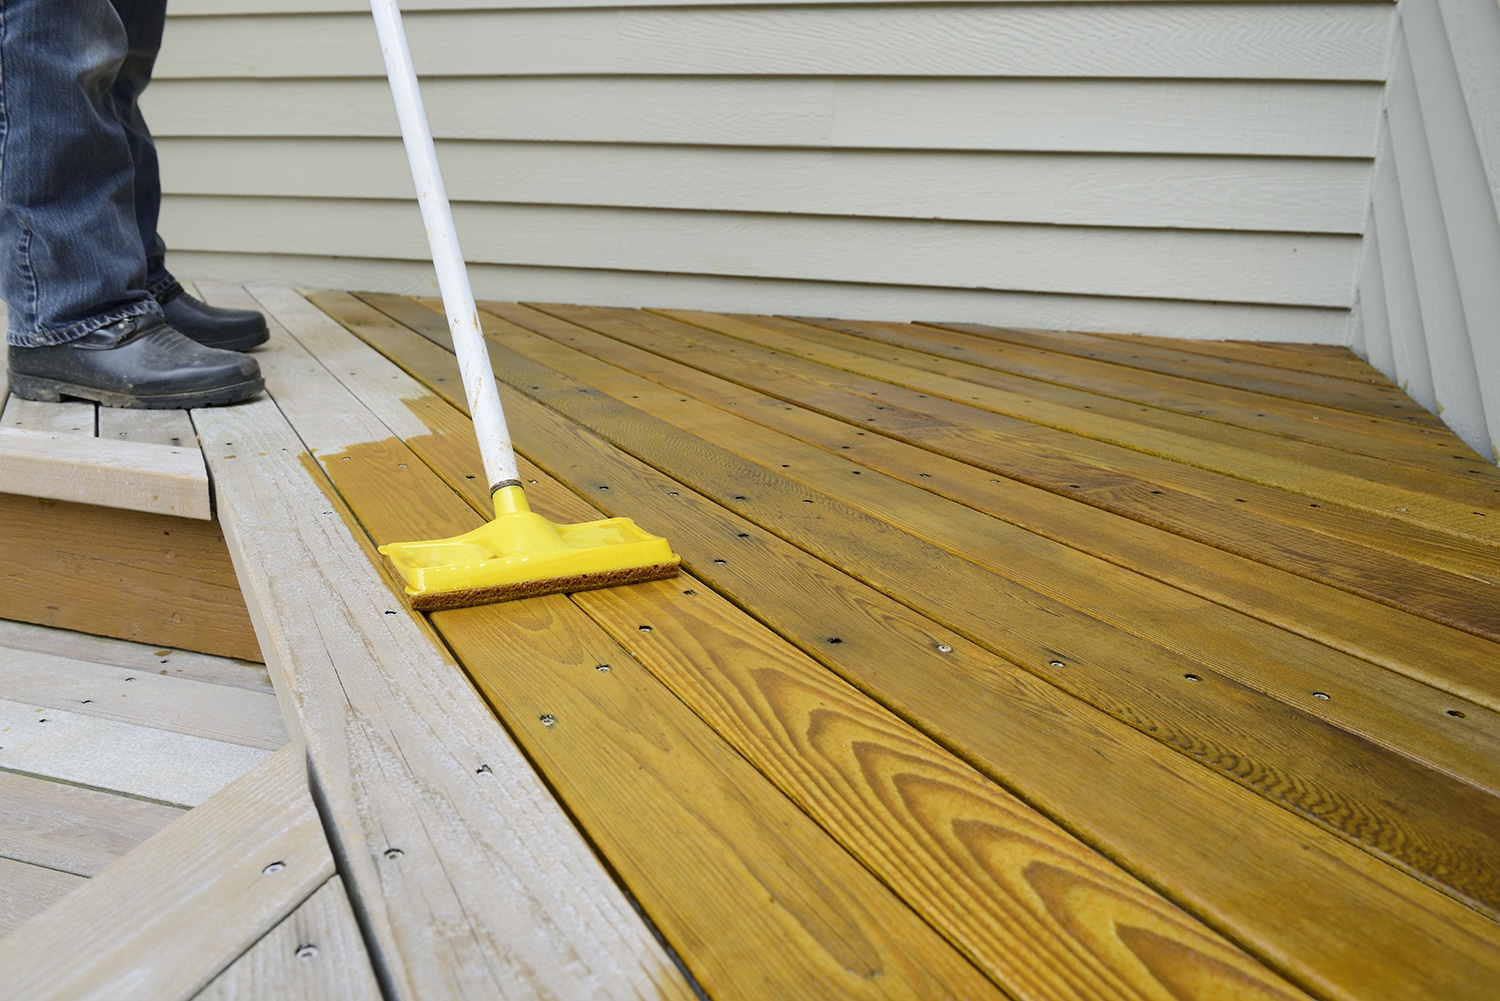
[{"left": 369, "top": 0, "right": 522, "bottom": 502}]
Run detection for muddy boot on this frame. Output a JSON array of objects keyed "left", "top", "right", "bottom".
[{"left": 7, "top": 314, "right": 264, "bottom": 409}]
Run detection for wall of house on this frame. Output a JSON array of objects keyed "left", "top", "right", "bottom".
[
  {"left": 148, "top": 0, "right": 1395, "bottom": 345},
  {"left": 1346, "top": 0, "right": 1499, "bottom": 462}
]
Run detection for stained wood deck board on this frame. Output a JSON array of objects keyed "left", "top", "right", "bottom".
[
  {"left": 275, "top": 285, "right": 1498, "bottom": 1000},
  {"left": 12, "top": 285, "right": 1487, "bottom": 996}
]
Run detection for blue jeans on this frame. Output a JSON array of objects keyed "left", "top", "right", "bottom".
[{"left": 0, "top": 0, "right": 175, "bottom": 347}]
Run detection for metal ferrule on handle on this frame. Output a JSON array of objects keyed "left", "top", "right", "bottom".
[{"left": 369, "top": 0, "right": 520, "bottom": 498}]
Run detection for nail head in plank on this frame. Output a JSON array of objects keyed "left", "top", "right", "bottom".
[
  {"left": 0, "top": 645, "right": 287, "bottom": 750},
  {"left": 192, "top": 876, "right": 380, "bottom": 1001}
]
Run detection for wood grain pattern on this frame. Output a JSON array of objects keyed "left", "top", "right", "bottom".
[
  {"left": 0, "top": 491, "right": 262, "bottom": 661},
  {"left": 446, "top": 298, "right": 1500, "bottom": 710},
  {"left": 266, "top": 286, "right": 1003, "bottom": 999},
  {"left": 0, "top": 697, "right": 273, "bottom": 807},
  {"left": 194, "top": 877, "right": 381, "bottom": 1001},
  {"left": 0, "top": 397, "right": 94, "bottom": 435},
  {"left": 98, "top": 407, "right": 198, "bottom": 448},
  {"left": 578, "top": 577, "right": 1309, "bottom": 1001},
  {"left": 936, "top": 320, "right": 1445, "bottom": 426},
  {"left": 199, "top": 283, "right": 695, "bottom": 1001},
  {"left": 536, "top": 306, "right": 1499, "bottom": 634},
  {"left": 302, "top": 288, "right": 1308, "bottom": 1001},
  {"left": 0, "top": 746, "right": 332, "bottom": 999},
  {"left": 450, "top": 302, "right": 1500, "bottom": 919},
  {"left": 328, "top": 291, "right": 1500, "bottom": 1001},
  {"left": 665, "top": 311, "right": 1498, "bottom": 541},
  {"left": 787, "top": 315, "right": 1493, "bottom": 482},
  {"left": 461, "top": 300, "right": 1500, "bottom": 783},
  {"left": 0, "top": 769, "right": 185, "bottom": 877}
]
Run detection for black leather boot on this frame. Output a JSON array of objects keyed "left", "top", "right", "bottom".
[
  {"left": 7, "top": 314, "right": 264, "bottom": 409},
  {"left": 157, "top": 282, "right": 269, "bottom": 351}
]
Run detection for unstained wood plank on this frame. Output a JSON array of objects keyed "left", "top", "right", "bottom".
[
  {"left": 0, "top": 856, "right": 86, "bottom": 938},
  {"left": 0, "top": 745, "right": 332, "bottom": 1000},
  {"left": 0, "top": 698, "right": 272, "bottom": 807},
  {"left": 0, "top": 769, "right": 185, "bottom": 877},
  {"left": 98, "top": 407, "right": 199, "bottom": 447},
  {"left": 0, "top": 397, "right": 95, "bottom": 435},
  {"left": 0, "top": 645, "right": 286, "bottom": 750},
  {"left": 194, "top": 876, "right": 380, "bottom": 1001},
  {"left": 0, "top": 427, "right": 210, "bottom": 520},
  {"left": 0, "top": 619, "right": 270, "bottom": 693}
]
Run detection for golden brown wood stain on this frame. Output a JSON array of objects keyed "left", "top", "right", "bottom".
[{"left": 315, "top": 288, "right": 1500, "bottom": 1001}]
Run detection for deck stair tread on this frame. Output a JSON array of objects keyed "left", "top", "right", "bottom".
[
  {"left": 0, "top": 297, "right": 210, "bottom": 520},
  {"left": 296, "top": 285, "right": 1499, "bottom": 1000}
]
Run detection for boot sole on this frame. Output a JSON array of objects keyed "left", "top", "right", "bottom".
[{"left": 9, "top": 371, "right": 266, "bottom": 410}]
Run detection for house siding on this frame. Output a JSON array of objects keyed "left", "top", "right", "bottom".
[
  {"left": 1348, "top": 0, "right": 1500, "bottom": 462},
  {"left": 150, "top": 1, "right": 1393, "bottom": 344}
]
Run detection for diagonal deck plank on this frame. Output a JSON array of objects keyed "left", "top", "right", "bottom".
[
  {"left": 323, "top": 288, "right": 1500, "bottom": 1001},
  {"left": 0, "top": 746, "right": 333, "bottom": 1001},
  {"left": 294, "top": 290, "right": 1311, "bottom": 1001}
]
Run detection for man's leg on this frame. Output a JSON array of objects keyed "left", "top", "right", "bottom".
[
  {"left": 0, "top": 0, "right": 262, "bottom": 407},
  {"left": 107, "top": 0, "right": 269, "bottom": 352}
]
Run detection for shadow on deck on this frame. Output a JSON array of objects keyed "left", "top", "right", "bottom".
[{"left": 2, "top": 283, "right": 1498, "bottom": 1000}]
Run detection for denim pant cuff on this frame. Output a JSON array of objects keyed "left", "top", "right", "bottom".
[
  {"left": 143, "top": 270, "right": 179, "bottom": 300},
  {"left": 13, "top": 300, "right": 163, "bottom": 348}
]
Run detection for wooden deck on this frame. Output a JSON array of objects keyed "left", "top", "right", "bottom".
[{"left": 2, "top": 283, "right": 1498, "bottom": 999}]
